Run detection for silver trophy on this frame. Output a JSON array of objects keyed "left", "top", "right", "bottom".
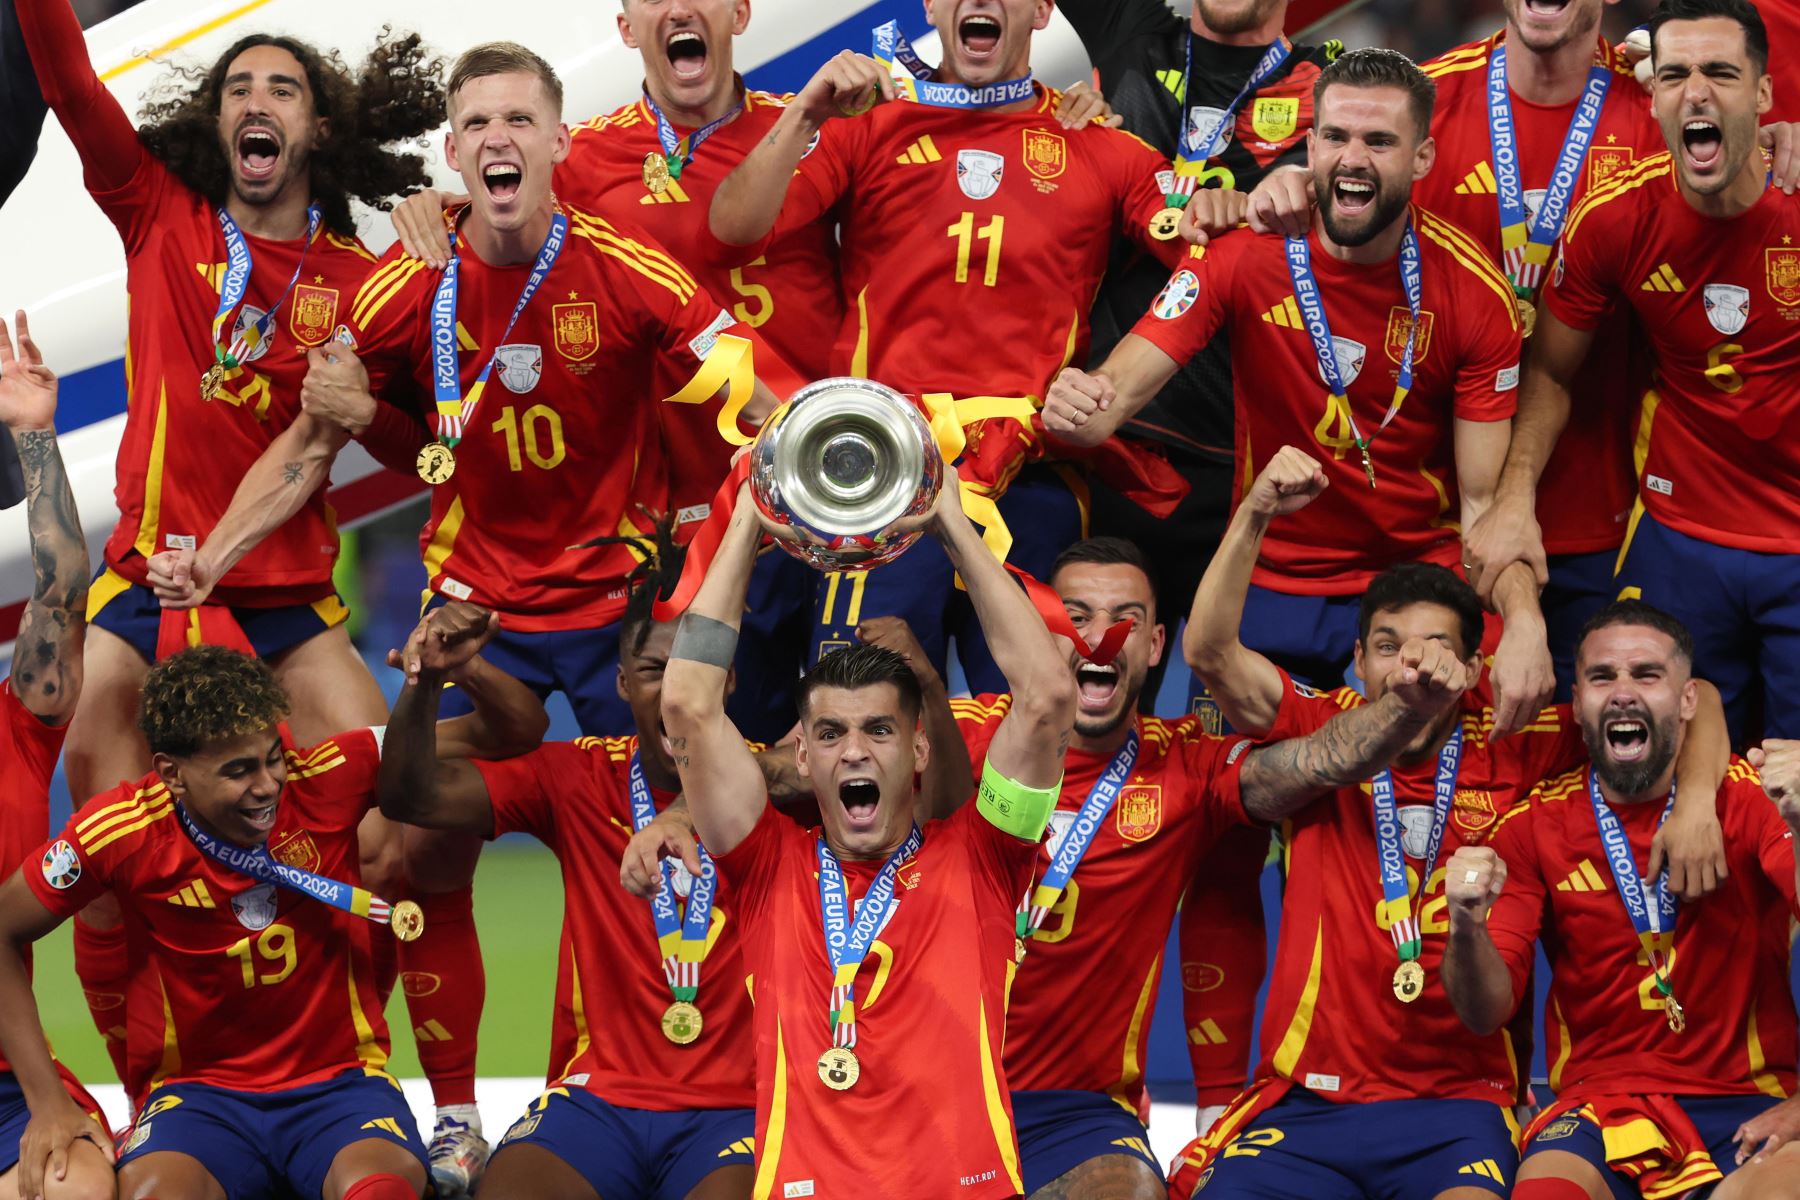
[{"left": 749, "top": 377, "right": 943, "bottom": 572}]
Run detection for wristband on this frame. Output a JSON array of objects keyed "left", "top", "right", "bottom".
[
  {"left": 670, "top": 614, "right": 738, "bottom": 669},
  {"left": 975, "top": 758, "right": 1060, "bottom": 841}
]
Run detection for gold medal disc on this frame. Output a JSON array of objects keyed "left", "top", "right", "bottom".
[
  {"left": 837, "top": 86, "right": 878, "bottom": 118},
  {"left": 661, "top": 1000, "right": 703, "bottom": 1045},
  {"left": 416, "top": 443, "right": 456, "bottom": 486},
  {"left": 1148, "top": 206, "right": 1185, "bottom": 241},
  {"left": 1392, "top": 959, "right": 1425, "bottom": 1004},
  {"left": 1516, "top": 294, "right": 1537, "bottom": 339},
  {"left": 390, "top": 899, "right": 425, "bottom": 942},
  {"left": 1013, "top": 936, "right": 1028, "bottom": 965},
  {"left": 1664, "top": 994, "right": 1687, "bottom": 1034},
  {"left": 199, "top": 363, "right": 225, "bottom": 402},
  {"left": 817, "top": 1046, "right": 860, "bottom": 1091},
  {"left": 643, "top": 152, "right": 671, "bottom": 195}
]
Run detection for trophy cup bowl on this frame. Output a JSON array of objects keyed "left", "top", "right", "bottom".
[{"left": 748, "top": 377, "right": 943, "bottom": 572}]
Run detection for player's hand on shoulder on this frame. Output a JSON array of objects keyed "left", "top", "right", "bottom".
[
  {"left": 1487, "top": 622, "right": 1554, "bottom": 741},
  {"left": 1179, "top": 188, "right": 1248, "bottom": 247},
  {"left": 1043, "top": 368, "right": 1114, "bottom": 445},
  {"left": 301, "top": 343, "right": 375, "bottom": 436},
  {"left": 147, "top": 547, "right": 215, "bottom": 610},
  {"left": 797, "top": 51, "right": 896, "bottom": 125},
  {"left": 1053, "top": 80, "right": 1121, "bottom": 131},
  {"left": 393, "top": 602, "right": 498, "bottom": 683},
  {"left": 18, "top": 1097, "right": 112, "bottom": 1200},
  {"left": 856, "top": 617, "right": 941, "bottom": 688},
  {"left": 391, "top": 188, "right": 463, "bottom": 269},
  {"left": 1462, "top": 500, "right": 1549, "bottom": 605},
  {"left": 1444, "top": 845, "right": 1505, "bottom": 920},
  {"left": 1750, "top": 739, "right": 1800, "bottom": 828},
  {"left": 1648, "top": 792, "right": 1729, "bottom": 902},
  {"left": 1758, "top": 122, "right": 1800, "bottom": 194},
  {"left": 1245, "top": 446, "right": 1328, "bottom": 518},
  {"left": 621, "top": 798, "right": 703, "bottom": 899},
  {"left": 1389, "top": 636, "right": 1472, "bottom": 718},
  {"left": 1245, "top": 164, "right": 1314, "bottom": 239},
  {"left": 0, "top": 309, "right": 57, "bottom": 432}
]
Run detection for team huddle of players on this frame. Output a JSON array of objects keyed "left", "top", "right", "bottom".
[{"left": 0, "top": 0, "right": 1798, "bottom": 1197}]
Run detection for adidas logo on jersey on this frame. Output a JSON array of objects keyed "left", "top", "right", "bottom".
[
  {"left": 1459, "top": 1159, "right": 1508, "bottom": 1183},
  {"left": 361, "top": 1117, "right": 407, "bottom": 1139},
  {"left": 1261, "top": 296, "right": 1303, "bottom": 327},
  {"left": 1556, "top": 860, "right": 1609, "bottom": 893},
  {"left": 165, "top": 880, "right": 216, "bottom": 909},
  {"left": 639, "top": 179, "right": 691, "bottom": 205},
  {"left": 1641, "top": 263, "right": 1686, "bottom": 293},
  {"left": 718, "top": 1137, "right": 757, "bottom": 1158},
  {"left": 895, "top": 135, "right": 943, "bottom": 165},
  {"left": 1188, "top": 1018, "right": 1229, "bottom": 1046},
  {"left": 1455, "top": 162, "right": 1498, "bottom": 195}
]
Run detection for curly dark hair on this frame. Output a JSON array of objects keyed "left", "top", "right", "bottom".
[
  {"left": 139, "top": 645, "right": 291, "bottom": 758},
  {"left": 136, "top": 28, "right": 446, "bottom": 237}
]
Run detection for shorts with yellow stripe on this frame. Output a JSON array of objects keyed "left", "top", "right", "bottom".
[
  {"left": 1191, "top": 1088, "right": 1515, "bottom": 1198},
  {"left": 1522, "top": 1094, "right": 1779, "bottom": 1200},
  {"left": 88, "top": 566, "right": 350, "bottom": 662},
  {"left": 493, "top": 1086, "right": 754, "bottom": 1200},
  {"left": 1013, "top": 1088, "right": 1159, "bottom": 1193}
]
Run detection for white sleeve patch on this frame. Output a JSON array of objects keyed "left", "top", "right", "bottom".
[
  {"left": 368, "top": 726, "right": 387, "bottom": 756},
  {"left": 688, "top": 308, "right": 737, "bottom": 360},
  {"left": 1496, "top": 364, "right": 1520, "bottom": 391}
]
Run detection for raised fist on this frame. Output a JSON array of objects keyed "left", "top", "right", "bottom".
[
  {"left": 1445, "top": 846, "right": 1506, "bottom": 923},
  {"left": 1387, "top": 636, "right": 1473, "bottom": 721},
  {"left": 1751, "top": 739, "right": 1800, "bottom": 829},
  {"left": 1245, "top": 446, "right": 1328, "bottom": 518},
  {"left": 1042, "top": 368, "right": 1115, "bottom": 446}
]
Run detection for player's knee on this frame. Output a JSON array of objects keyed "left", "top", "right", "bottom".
[
  {"left": 1714, "top": 1145, "right": 1800, "bottom": 1200},
  {"left": 45, "top": 1150, "right": 117, "bottom": 1200}
]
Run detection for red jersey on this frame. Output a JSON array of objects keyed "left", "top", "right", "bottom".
[
  {"left": 563, "top": 91, "right": 843, "bottom": 526},
  {"left": 1485, "top": 760, "right": 1798, "bottom": 1099},
  {"left": 715, "top": 801, "right": 1037, "bottom": 1200},
  {"left": 475, "top": 734, "right": 754, "bottom": 1110},
  {"left": 951, "top": 695, "right": 1254, "bottom": 1111},
  {"left": 1545, "top": 155, "right": 1800, "bottom": 552},
  {"left": 724, "top": 86, "right": 1181, "bottom": 491},
  {"left": 1254, "top": 672, "right": 1583, "bottom": 1103},
  {"left": 1130, "top": 213, "right": 1522, "bottom": 594},
  {"left": 1180, "top": 824, "right": 1272, "bottom": 1106},
  {"left": 0, "top": 682, "right": 67, "bottom": 1075},
  {"left": 26, "top": 729, "right": 394, "bottom": 1092},
  {"left": 1419, "top": 33, "right": 1656, "bottom": 555},
  {"left": 1767, "top": 4, "right": 1800, "bottom": 125},
  {"left": 350, "top": 209, "right": 734, "bottom": 631}
]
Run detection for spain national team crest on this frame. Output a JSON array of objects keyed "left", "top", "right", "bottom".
[
  {"left": 1317, "top": 336, "right": 1366, "bottom": 387},
  {"left": 1767, "top": 247, "right": 1800, "bottom": 306},
  {"left": 230, "top": 883, "right": 278, "bottom": 931},
  {"left": 1021, "top": 129, "right": 1066, "bottom": 180},
  {"left": 288, "top": 283, "right": 339, "bottom": 347},
  {"left": 1182, "top": 961, "right": 1225, "bottom": 992},
  {"left": 1114, "top": 785, "right": 1163, "bottom": 843},
  {"left": 121, "top": 1121, "right": 153, "bottom": 1156},
  {"left": 501, "top": 1114, "right": 541, "bottom": 1145},
  {"left": 1250, "top": 96, "right": 1299, "bottom": 144},
  {"left": 1588, "top": 145, "right": 1634, "bottom": 189},
  {"left": 1383, "top": 306, "right": 1435, "bottom": 365},
  {"left": 494, "top": 344, "right": 543, "bottom": 393},
  {"left": 554, "top": 301, "right": 601, "bottom": 361},
  {"left": 1704, "top": 284, "right": 1751, "bottom": 335},
  {"left": 40, "top": 840, "right": 80, "bottom": 890},
  {"left": 956, "top": 148, "right": 1004, "bottom": 200},
  {"left": 269, "top": 829, "right": 320, "bottom": 873},
  {"left": 1452, "top": 789, "right": 1498, "bottom": 836},
  {"left": 1153, "top": 270, "right": 1201, "bottom": 320},
  {"left": 402, "top": 972, "right": 442, "bottom": 997}
]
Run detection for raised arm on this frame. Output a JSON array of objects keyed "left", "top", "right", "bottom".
[
  {"left": 661, "top": 487, "right": 774, "bottom": 856},
  {"left": 16, "top": 0, "right": 145, "bottom": 192},
  {"left": 376, "top": 603, "right": 507, "bottom": 836},
  {"left": 1, "top": 311, "right": 86, "bottom": 724},
  {"left": 929, "top": 471, "right": 1074, "bottom": 793},
  {"left": 708, "top": 51, "right": 895, "bottom": 248},
  {"left": 1042, "top": 333, "right": 1182, "bottom": 449},
  {"left": 1461, "top": 308, "right": 1596, "bottom": 603},
  {"left": 1238, "top": 639, "right": 1473, "bottom": 821},
  {"left": 1184, "top": 447, "right": 1326, "bottom": 736},
  {"left": 419, "top": 651, "right": 550, "bottom": 761},
  {"left": 1439, "top": 844, "right": 1522, "bottom": 1036},
  {"left": 855, "top": 616, "right": 973, "bottom": 818}
]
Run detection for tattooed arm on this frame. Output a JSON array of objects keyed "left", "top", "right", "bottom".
[
  {"left": 1237, "top": 638, "right": 1474, "bottom": 823},
  {"left": 1, "top": 312, "right": 86, "bottom": 725}
]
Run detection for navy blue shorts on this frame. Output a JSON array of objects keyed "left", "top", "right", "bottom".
[
  {"left": 1013, "top": 1089, "right": 1159, "bottom": 1194},
  {"left": 493, "top": 1087, "right": 754, "bottom": 1200},
  {"left": 1188, "top": 587, "right": 1360, "bottom": 717},
  {"left": 1542, "top": 549, "right": 1619, "bottom": 702},
  {"left": 115, "top": 1071, "right": 425, "bottom": 1199},
  {"left": 88, "top": 567, "right": 349, "bottom": 663},
  {"left": 1522, "top": 1094, "right": 1780, "bottom": 1200},
  {"left": 0, "top": 1070, "right": 106, "bottom": 1176},
  {"left": 1616, "top": 509, "right": 1800, "bottom": 739},
  {"left": 1194, "top": 1088, "right": 1516, "bottom": 1199},
  {"left": 430, "top": 604, "right": 630, "bottom": 736}
]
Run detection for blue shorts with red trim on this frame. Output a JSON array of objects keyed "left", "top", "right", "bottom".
[
  {"left": 1013, "top": 1088, "right": 1160, "bottom": 1194},
  {"left": 493, "top": 1086, "right": 754, "bottom": 1200},
  {"left": 115, "top": 1071, "right": 424, "bottom": 1200},
  {"left": 88, "top": 567, "right": 349, "bottom": 663},
  {"left": 1521, "top": 1094, "right": 1780, "bottom": 1200},
  {"left": 1193, "top": 1087, "right": 1516, "bottom": 1199}
]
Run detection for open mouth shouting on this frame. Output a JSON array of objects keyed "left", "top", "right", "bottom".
[
  {"left": 667, "top": 29, "right": 708, "bottom": 84},
  {"left": 237, "top": 797, "right": 280, "bottom": 836},
  {"left": 1331, "top": 172, "right": 1377, "bottom": 219},
  {"left": 1519, "top": 0, "right": 1571, "bottom": 18},
  {"left": 482, "top": 160, "right": 524, "bottom": 205},
  {"left": 236, "top": 124, "right": 283, "bottom": 184},
  {"left": 838, "top": 777, "right": 882, "bottom": 832},
  {"left": 1681, "top": 117, "right": 1725, "bottom": 174},
  {"left": 1075, "top": 661, "right": 1121, "bottom": 715},
  {"left": 958, "top": 12, "right": 1002, "bottom": 64},
  {"left": 1602, "top": 713, "right": 1652, "bottom": 765}
]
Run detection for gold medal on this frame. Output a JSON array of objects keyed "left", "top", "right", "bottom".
[
  {"left": 1359, "top": 444, "right": 1377, "bottom": 490},
  {"left": 837, "top": 86, "right": 878, "bottom": 118},
  {"left": 390, "top": 899, "right": 424, "bottom": 942},
  {"left": 199, "top": 363, "right": 225, "bottom": 402},
  {"left": 643, "top": 152, "right": 671, "bottom": 195},
  {"left": 1392, "top": 959, "right": 1425, "bottom": 1004},
  {"left": 1148, "top": 206, "right": 1185, "bottom": 241},
  {"left": 1516, "top": 293, "right": 1537, "bottom": 339},
  {"left": 1013, "top": 936, "right": 1028, "bottom": 965},
  {"left": 416, "top": 442, "right": 456, "bottom": 485},
  {"left": 1664, "top": 993, "right": 1686, "bottom": 1034},
  {"left": 661, "top": 1000, "right": 703, "bottom": 1045},
  {"left": 817, "top": 1046, "right": 860, "bottom": 1091}
]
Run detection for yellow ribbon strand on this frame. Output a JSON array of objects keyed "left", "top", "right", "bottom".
[
  {"left": 917, "top": 392, "right": 1036, "bottom": 571},
  {"left": 662, "top": 333, "right": 758, "bottom": 446}
]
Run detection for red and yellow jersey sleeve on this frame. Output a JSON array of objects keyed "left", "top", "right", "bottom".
[
  {"left": 1412, "top": 209, "right": 1522, "bottom": 423},
  {"left": 1180, "top": 822, "right": 1270, "bottom": 1106}
]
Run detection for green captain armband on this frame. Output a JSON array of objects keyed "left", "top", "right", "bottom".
[{"left": 975, "top": 758, "right": 1061, "bottom": 841}]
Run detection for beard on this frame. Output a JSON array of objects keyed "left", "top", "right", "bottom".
[
  {"left": 1315, "top": 170, "right": 1412, "bottom": 248},
  {"left": 1505, "top": 0, "right": 1603, "bottom": 54},
  {"left": 1194, "top": 0, "right": 1281, "bottom": 36},
  {"left": 1582, "top": 711, "right": 1680, "bottom": 798},
  {"left": 1072, "top": 673, "right": 1145, "bottom": 742}
]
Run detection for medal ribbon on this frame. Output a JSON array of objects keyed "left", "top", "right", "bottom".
[
  {"left": 1370, "top": 726, "right": 1463, "bottom": 961},
  {"left": 1588, "top": 773, "right": 1680, "bottom": 1006},
  {"left": 1285, "top": 220, "right": 1422, "bottom": 466},
  {"left": 428, "top": 208, "right": 568, "bottom": 446},
  {"left": 646, "top": 89, "right": 743, "bottom": 181},
  {"left": 627, "top": 752, "right": 717, "bottom": 1002},
  {"left": 173, "top": 799, "right": 404, "bottom": 932},
  {"left": 872, "top": 20, "right": 1035, "bottom": 109},
  {"left": 1486, "top": 42, "right": 1611, "bottom": 290},
  {"left": 209, "top": 203, "right": 322, "bottom": 370},
  {"left": 1174, "top": 34, "right": 1292, "bottom": 178},
  {"left": 1015, "top": 730, "right": 1138, "bottom": 939},
  {"left": 817, "top": 824, "right": 923, "bottom": 1048}
]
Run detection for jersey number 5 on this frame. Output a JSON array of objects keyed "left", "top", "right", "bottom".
[{"left": 226, "top": 922, "right": 298, "bottom": 988}]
